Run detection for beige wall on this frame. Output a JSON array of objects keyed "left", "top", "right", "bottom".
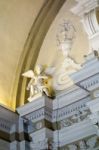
[
  {"left": 0, "top": 0, "right": 89, "bottom": 110},
  {"left": 0, "top": 0, "right": 44, "bottom": 110}
]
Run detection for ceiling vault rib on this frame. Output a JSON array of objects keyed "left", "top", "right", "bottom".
[{"left": 11, "top": 0, "right": 66, "bottom": 109}]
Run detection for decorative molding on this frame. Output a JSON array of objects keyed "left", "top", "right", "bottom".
[
  {"left": 53, "top": 119, "right": 96, "bottom": 147},
  {"left": 79, "top": 73, "right": 99, "bottom": 91},
  {"left": 25, "top": 108, "right": 45, "bottom": 122},
  {"left": 71, "top": 60, "right": 99, "bottom": 84},
  {"left": 71, "top": 0, "right": 99, "bottom": 51},
  {"left": 16, "top": 96, "right": 45, "bottom": 116},
  {"left": 52, "top": 96, "right": 90, "bottom": 122},
  {"left": 93, "top": 89, "right": 99, "bottom": 98},
  {"left": 53, "top": 55, "right": 81, "bottom": 92},
  {"left": 71, "top": 0, "right": 99, "bottom": 17},
  {"left": 30, "top": 128, "right": 51, "bottom": 143},
  {"left": 82, "top": 9, "right": 99, "bottom": 37},
  {"left": 60, "top": 109, "right": 90, "bottom": 129},
  {"left": 0, "top": 117, "right": 15, "bottom": 133},
  {"left": 22, "top": 95, "right": 90, "bottom": 124},
  {"left": 54, "top": 88, "right": 89, "bottom": 109},
  {"left": 31, "top": 138, "right": 48, "bottom": 150},
  {"left": 87, "top": 98, "right": 99, "bottom": 136},
  {"left": 15, "top": 52, "right": 99, "bottom": 148},
  {"left": 67, "top": 136, "right": 99, "bottom": 150},
  {"left": 87, "top": 98, "right": 99, "bottom": 113}
]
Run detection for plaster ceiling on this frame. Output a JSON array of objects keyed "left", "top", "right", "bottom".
[
  {"left": 0, "top": 0, "right": 89, "bottom": 111},
  {"left": 0, "top": 0, "right": 45, "bottom": 109}
]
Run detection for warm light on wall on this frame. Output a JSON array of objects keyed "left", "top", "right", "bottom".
[{"left": 0, "top": 99, "right": 15, "bottom": 111}]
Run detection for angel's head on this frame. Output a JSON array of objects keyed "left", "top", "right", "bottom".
[{"left": 35, "top": 64, "right": 43, "bottom": 75}]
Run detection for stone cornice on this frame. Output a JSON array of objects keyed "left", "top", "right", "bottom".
[
  {"left": 80, "top": 73, "right": 99, "bottom": 91},
  {"left": 87, "top": 97, "right": 99, "bottom": 113},
  {"left": 71, "top": 60, "right": 99, "bottom": 83},
  {"left": 22, "top": 96, "right": 90, "bottom": 125},
  {"left": 15, "top": 53, "right": 99, "bottom": 148},
  {"left": 17, "top": 96, "right": 45, "bottom": 116},
  {"left": 54, "top": 88, "right": 89, "bottom": 109},
  {"left": 53, "top": 119, "right": 96, "bottom": 147}
]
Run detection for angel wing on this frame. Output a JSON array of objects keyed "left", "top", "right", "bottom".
[
  {"left": 22, "top": 70, "right": 35, "bottom": 78},
  {"left": 44, "top": 67, "right": 55, "bottom": 76}
]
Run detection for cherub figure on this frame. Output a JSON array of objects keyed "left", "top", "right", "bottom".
[{"left": 22, "top": 65, "right": 55, "bottom": 101}]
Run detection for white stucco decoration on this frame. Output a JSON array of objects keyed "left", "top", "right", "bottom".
[{"left": 53, "top": 21, "right": 81, "bottom": 90}]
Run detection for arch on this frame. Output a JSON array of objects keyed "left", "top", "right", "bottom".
[{"left": 11, "top": 0, "right": 66, "bottom": 109}]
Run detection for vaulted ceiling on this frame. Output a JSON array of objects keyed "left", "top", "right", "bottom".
[{"left": 0, "top": 0, "right": 89, "bottom": 111}]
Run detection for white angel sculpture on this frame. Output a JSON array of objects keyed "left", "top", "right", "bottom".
[{"left": 22, "top": 64, "right": 55, "bottom": 101}]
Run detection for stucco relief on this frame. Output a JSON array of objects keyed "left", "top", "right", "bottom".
[{"left": 53, "top": 21, "right": 81, "bottom": 90}]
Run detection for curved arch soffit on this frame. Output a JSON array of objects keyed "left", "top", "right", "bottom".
[{"left": 11, "top": 0, "right": 66, "bottom": 110}]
